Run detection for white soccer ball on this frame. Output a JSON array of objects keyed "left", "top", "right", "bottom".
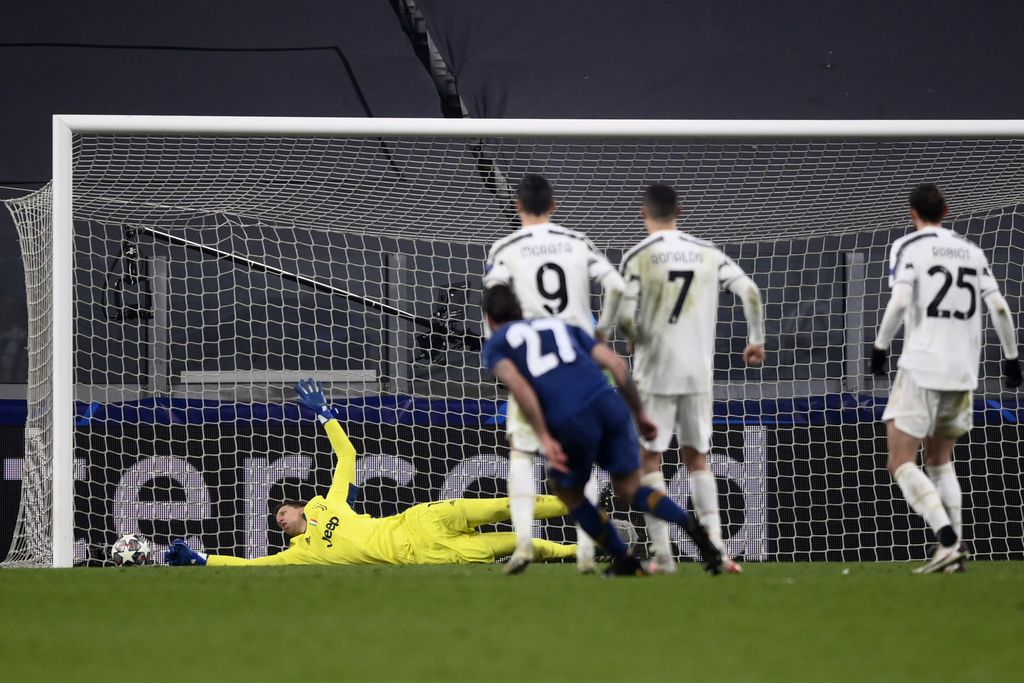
[{"left": 111, "top": 533, "right": 153, "bottom": 566}]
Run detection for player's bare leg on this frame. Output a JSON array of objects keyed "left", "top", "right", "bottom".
[
  {"left": 640, "top": 449, "right": 674, "bottom": 574},
  {"left": 506, "top": 447, "right": 538, "bottom": 573},
  {"left": 576, "top": 476, "right": 599, "bottom": 574},
  {"left": 612, "top": 470, "right": 723, "bottom": 574},
  {"left": 886, "top": 421, "right": 963, "bottom": 573},
  {"left": 923, "top": 435, "right": 967, "bottom": 571},
  {"left": 683, "top": 447, "right": 741, "bottom": 574},
  {"left": 553, "top": 482, "right": 645, "bottom": 576}
]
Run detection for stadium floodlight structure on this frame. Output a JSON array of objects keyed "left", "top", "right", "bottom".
[{"left": 5, "top": 116, "right": 1024, "bottom": 568}]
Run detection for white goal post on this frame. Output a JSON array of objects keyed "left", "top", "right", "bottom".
[{"left": 9, "top": 115, "right": 1024, "bottom": 567}]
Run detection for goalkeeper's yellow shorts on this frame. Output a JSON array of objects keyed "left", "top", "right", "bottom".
[{"left": 398, "top": 500, "right": 496, "bottom": 564}]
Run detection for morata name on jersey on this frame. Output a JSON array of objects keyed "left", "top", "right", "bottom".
[{"left": 519, "top": 242, "right": 575, "bottom": 258}]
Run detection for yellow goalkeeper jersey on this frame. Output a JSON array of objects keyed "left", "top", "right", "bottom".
[{"left": 207, "top": 419, "right": 414, "bottom": 566}]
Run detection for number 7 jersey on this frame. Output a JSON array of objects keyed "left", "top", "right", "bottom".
[
  {"left": 619, "top": 230, "right": 750, "bottom": 394},
  {"left": 888, "top": 226, "right": 1001, "bottom": 390},
  {"left": 484, "top": 222, "right": 621, "bottom": 334}
]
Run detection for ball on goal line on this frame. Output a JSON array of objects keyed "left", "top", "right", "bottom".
[{"left": 110, "top": 534, "right": 153, "bottom": 566}]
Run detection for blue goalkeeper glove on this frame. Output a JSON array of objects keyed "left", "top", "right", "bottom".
[
  {"left": 164, "top": 539, "right": 207, "bottom": 566},
  {"left": 294, "top": 378, "right": 336, "bottom": 424}
]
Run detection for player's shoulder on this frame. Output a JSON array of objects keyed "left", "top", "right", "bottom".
[
  {"left": 486, "top": 229, "right": 533, "bottom": 260},
  {"left": 890, "top": 227, "right": 942, "bottom": 257},
  {"left": 620, "top": 229, "right": 717, "bottom": 270},
  {"left": 672, "top": 229, "right": 717, "bottom": 250},
  {"left": 544, "top": 222, "right": 602, "bottom": 251}
]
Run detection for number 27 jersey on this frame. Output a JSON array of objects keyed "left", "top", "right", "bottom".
[{"left": 888, "top": 226, "right": 1001, "bottom": 390}]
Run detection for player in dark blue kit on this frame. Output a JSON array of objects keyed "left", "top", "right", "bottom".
[{"left": 482, "top": 284, "right": 724, "bottom": 576}]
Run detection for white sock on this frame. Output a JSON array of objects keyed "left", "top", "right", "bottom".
[
  {"left": 689, "top": 469, "right": 724, "bottom": 551},
  {"left": 927, "top": 462, "right": 963, "bottom": 541},
  {"left": 576, "top": 475, "right": 598, "bottom": 563},
  {"left": 508, "top": 451, "right": 536, "bottom": 552},
  {"left": 894, "top": 462, "right": 953, "bottom": 541},
  {"left": 641, "top": 470, "right": 672, "bottom": 561}
]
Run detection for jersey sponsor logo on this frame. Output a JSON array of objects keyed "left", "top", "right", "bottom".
[{"left": 321, "top": 516, "right": 340, "bottom": 548}]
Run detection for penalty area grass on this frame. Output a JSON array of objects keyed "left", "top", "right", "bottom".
[{"left": 0, "top": 561, "right": 1021, "bottom": 682}]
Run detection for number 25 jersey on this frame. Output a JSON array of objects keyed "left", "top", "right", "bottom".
[{"left": 888, "top": 226, "right": 1001, "bottom": 390}]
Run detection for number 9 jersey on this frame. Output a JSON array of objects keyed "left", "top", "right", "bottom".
[
  {"left": 483, "top": 222, "right": 623, "bottom": 334},
  {"left": 888, "top": 226, "right": 1001, "bottom": 390}
]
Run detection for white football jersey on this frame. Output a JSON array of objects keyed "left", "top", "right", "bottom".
[
  {"left": 887, "top": 226, "right": 1000, "bottom": 390},
  {"left": 620, "top": 230, "right": 748, "bottom": 394},
  {"left": 484, "top": 222, "right": 619, "bottom": 334}
]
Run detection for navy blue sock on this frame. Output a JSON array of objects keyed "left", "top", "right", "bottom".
[
  {"left": 571, "top": 500, "right": 628, "bottom": 559},
  {"left": 632, "top": 485, "right": 691, "bottom": 526}
]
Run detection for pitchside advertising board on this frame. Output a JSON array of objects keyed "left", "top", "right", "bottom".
[{"left": 1, "top": 396, "right": 1022, "bottom": 564}]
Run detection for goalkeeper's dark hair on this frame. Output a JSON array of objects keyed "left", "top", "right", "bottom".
[
  {"left": 644, "top": 182, "right": 678, "bottom": 221},
  {"left": 274, "top": 500, "right": 306, "bottom": 514},
  {"left": 483, "top": 284, "right": 524, "bottom": 325},
  {"left": 909, "top": 183, "right": 947, "bottom": 223},
  {"left": 517, "top": 174, "right": 555, "bottom": 215}
]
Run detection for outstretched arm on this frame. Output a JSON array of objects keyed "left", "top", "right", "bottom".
[
  {"left": 871, "top": 282, "right": 912, "bottom": 375},
  {"left": 294, "top": 379, "right": 359, "bottom": 509},
  {"left": 164, "top": 539, "right": 311, "bottom": 567},
  {"left": 984, "top": 290, "right": 1022, "bottom": 388},
  {"left": 725, "top": 274, "right": 766, "bottom": 366},
  {"left": 492, "top": 359, "right": 569, "bottom": 473}
]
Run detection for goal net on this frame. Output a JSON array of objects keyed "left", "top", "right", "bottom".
[{"left": 4, "top": 117, "right": 1024, "bottom": 567}]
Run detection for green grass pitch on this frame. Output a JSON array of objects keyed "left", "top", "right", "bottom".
[{"left": 2, "top": 562, "right": 1021, "bottom": 682}]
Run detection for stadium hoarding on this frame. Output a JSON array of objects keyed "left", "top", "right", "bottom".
[{"left": 1, "top": 395, "right": 1021, "bottom": 564}]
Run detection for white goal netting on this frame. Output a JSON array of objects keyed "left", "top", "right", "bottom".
[{"left": 4, "top": 123, "right": 1024, "bottom": 566}]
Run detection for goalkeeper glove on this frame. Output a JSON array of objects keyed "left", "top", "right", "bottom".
[
  {"left": 870, "top": 346, "right": 888, "bottom": 376},
  {"left": 294, "top": 378, "right": 336, "bottom": 424},
  {"left": 164, "top": 539, "right": 207, "bottom": 566},
  {"left": 1004, "top": 358, "right": 1022, "bottom": 389}
]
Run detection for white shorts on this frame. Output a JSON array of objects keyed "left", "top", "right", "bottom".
[
  {"left": 640, "top": 392, "right": 713, "bottom": 454},
  {"left": 881, "top": 369, "right": 973, "bottom": 440},
  {"left": 505, "top": 395, "right": 540, "bottom": 453}
]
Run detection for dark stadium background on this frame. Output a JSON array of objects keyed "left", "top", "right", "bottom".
[{"left": 2, "top": 1, "right": 1024, "bottom": 561}]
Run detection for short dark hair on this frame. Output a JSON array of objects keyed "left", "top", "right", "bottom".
[
  {"left": 517, "top": 174, "right": 554, "bottom": 215},
  {"left": 274, "top": 500, "right": 306, "bottom": 515},
  {"left": 483, "top": 284, "right": 524, "bottom": 325},
  {"left": 644, "top": 183, "right": 678, "bottom": 221},
  {"left": 909, "top": 183, "right": 947, "bottom": 223}
]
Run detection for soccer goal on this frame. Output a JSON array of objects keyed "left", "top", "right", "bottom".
[{"left": 5, "top": 116, "right": 1024, "bottom": 567}]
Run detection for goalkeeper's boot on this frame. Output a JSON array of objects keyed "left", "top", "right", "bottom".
[
  {"left": 913, "top": 542, "right": 967, "bottom": 575},
  {"left": 504, "top": 543, "right": 533, "bottom": 575},
  {"left": 603, "top": 555, "right": 647, "bottom": 578},
  {"left": 683, "top": 517, "right": 724, "bottom": 575}
]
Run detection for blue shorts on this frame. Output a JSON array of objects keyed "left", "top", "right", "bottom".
[{"left": 547, "top": 389, "right": 640, "bottom": 489}]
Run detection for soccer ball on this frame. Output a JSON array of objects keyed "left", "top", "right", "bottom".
[{"left": 111, "top": 534, "right": 153, "bottom": 566}]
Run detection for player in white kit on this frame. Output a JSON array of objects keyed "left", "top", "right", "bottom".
[
  {"left": 484, "top": 174, "right": 626, "bottom": 574},
  {"left": 602, "top": 183, "right": 765, "bottom": 574},
  {"left": 872, "top": 183, "right": 1021, "bottom": 574}
]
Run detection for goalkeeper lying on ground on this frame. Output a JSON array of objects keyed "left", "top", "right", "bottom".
[{"left": 165, "top": 379, "right": 576, "bottom": 567}]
